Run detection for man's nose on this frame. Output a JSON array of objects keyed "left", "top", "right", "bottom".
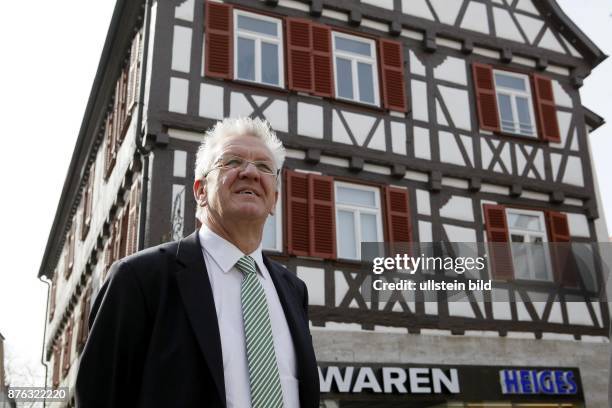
[{"left": 238, "top": 161, "right": 260, "bottom": 179}]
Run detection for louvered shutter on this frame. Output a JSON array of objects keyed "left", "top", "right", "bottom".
[
  {"left": 81, "top": 166, "right": 95, "bottom": 240},
  {"left": 103, "top": 239, "right": 113, "bottom": 282},
  {"left": 104, "top": 114, "right": 116, "bottom": 179},
  {"left": 384, "top": 186, "right": 412, "bottom": 242},
  {"left": 312, "top": 24, "right": 333, "bottom": 97},
  {"left": 127, "top": 30, "right": 141, "bottom": 111},
  {"left": 286, "top": 170, "right": 310, "bottom": 256},
  {"left": 472, "top": 63, "right": 500, "bottom": 132},
  {"left": 205, "top": 1, "right": 233, "bottom": 79},
  {"left": 379, "top": 39, "right": 407, "bottom": 112},
  {"left": 65, "top": 223, "right": 75, "bottom": 279},
  {"left": 49, "top": 273, "right": 57, "bottom": 322},
  {"left": 310, "top": 175, "right": 336, "bottom": 258},
  {"left": 62, "top": 318, "right": 74, "bottom": 377},
  {"left": 532, "top": 74, "right": 561, "bottom": 142},
  {"left": 545, "top": 211, "right": 577, "bottom": 286},
  {"left": 286, "top": 18, "right": 313, "bottom": 93},
  {"left": 117, "top": 68, "right": 129, "bottom": 143},
  {"left": 483, "top": 204, "right": 514, "bottom": 280},
  {"left": 77, "top": 287, "right": 92, "bottom": 352},
  {"left": 127, "top": 181, "right": 141, "bottom": 256},
  {"left": 112, "top": 217, "right": 122, "bottom": 262},
  {"left": 52, "top": 342, "right": 61, "bottom": 389}
]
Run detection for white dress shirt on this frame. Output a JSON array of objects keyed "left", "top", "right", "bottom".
[{"left": 199, "top": 226, "right": 299, "bottom": 408}]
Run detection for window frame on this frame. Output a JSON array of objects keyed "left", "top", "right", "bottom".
[
  {"left": 334, "top": 181, "right": 384, "bottom": 260},
  {"left": 233, "top": 9, "right": 284, "bottom": 88},
  {"left": 493, "top": 69, "right": 538, "bottom": 138},
  {"left": 332, "top": 31, "right": 380, "bottom": 107},
  {"left": 262, "top": 188, "right": 283, "bottom": 252},
  {"left": 505, "top": 208, "right": 553, "bottom": 282}
]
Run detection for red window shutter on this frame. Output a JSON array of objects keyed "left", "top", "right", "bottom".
[
  {"left": 532, "top": 74, "right": 561, "bottom": 142},
  {"left": 545, "top": 211, "right": 577, "bottom": 286},
  {"left": 309, "top": 175, "right": 336, "bottom": 259},
  {"left": 103, "top": 239, "right": 113, "bottom": 282},
  {"left": 127, "top": 181, "right": 141, "bottom": 256},
  {"left": 62, "top": 318, "right": 74, "bottom": 377},
  {"left": 483, "top": 204, "right": 514, "bottom": 280},
  {"left": 285, "top": 170, "right": 310, "bottom": 256},
  {"left": 205, "top": 1, "right": 233, "bottom": 79},
  {"left": 52, "top": 342, "right": 61, "bottom": 389},
  {"left": 77, "top": 287, "right": 92, "bottom": 352},
  {"left": 112, "top": 218, "right": 122, "bottom": 262},
  {"left": 127, "top": 30, "right": 141, "bottom": 111},
  {"left": 472, "top": 63, "right": 500, "bottom": 132},
  {"left": 379, "top": 39, "right": 407, "bottom": 112},
  {"left": 312, "top": 24, "right": 333, "bottom": 97},
  {"left": 384, "top": 186, "right": 412, "bottom": 243},
  {"left": 49, "top": 273, "right": 57, "bottom": 322},
  {"left": 286, "top": 18, "right": 313, "bottom": 93},
  {"left": 104, "top": 114, "right": 116, "bottom": 180}
]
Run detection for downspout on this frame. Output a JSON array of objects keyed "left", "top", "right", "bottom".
[
  {"left": 38, "top": 276, "right": 51, "bottom": 408},
  {"left": 135, "top": 0, "right": 153, "bottom": 250}
]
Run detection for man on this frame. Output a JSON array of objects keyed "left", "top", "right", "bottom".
[{"left": 76, "top": 117, "right": 320, "bottom": 407}]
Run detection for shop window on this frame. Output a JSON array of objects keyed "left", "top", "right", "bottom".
[
  {"left": 335, "top": 182, "right": 383, "bottom": 260},
  {"left": 472, "top": 63, "right": 560, "bottom": 142},
  {"left": 234, "top": 10, "right": 284, "bottom": 87},
  {"left": 493, "top": 71, "right": 537, "bottom": 137},
  {"left": 506, "top": 208, "right": 552, "bottom": 281},
  {"left": 332, "top": 32, "right": 379, "bottom": 106}
]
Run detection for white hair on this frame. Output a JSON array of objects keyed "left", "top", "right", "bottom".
[{"left": 194, "top": 117, "right": 285, "bottom": 220}]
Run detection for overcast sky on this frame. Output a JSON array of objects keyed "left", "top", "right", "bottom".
[{"left": 0, "top": 0, "right": 610, "bottom": 386}]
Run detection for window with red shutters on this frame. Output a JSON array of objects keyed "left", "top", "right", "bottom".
[
  {"left": 286, "top": 18, "right": 313, "bottom": 93},
  {"left": 77, "top": 287, "right": 92, "bottom": 353},
  {"left": 379, "top": 39, "right": 407, "bottom": 112},
  {"left": 285, "top": 170, "right": 336, "bottom": 259},
  {"left": 483, "top": 204, "right": 514, "bottom": 280},
  {"left": 64, "top": 223, "right": 75, "bottom": 279},
  {"left": 472, "top": 63, "right": 501, "bottom": 132},
  {"left": 126, "top": 180, "right": 141, "bottom": 256},
  {"left": 103, "top": 113, "right": 116, "bottom": 180},
  {"left": 532, "top": 74, "right": 561, "bottom": 142},
  {"left": 62, "top": 318, "right": 74, "bottom": 377},
  {"left": 205, "top": 1, "right": 233, "bottom": 79},
  {"left": 384, "top": 186, "right": 412, "bottom": 243},
  {"left": 52, "top": 342, "right": 61, "bottom": 389},
  {"left": 545, "top": 211, "right": 577, "bottom": 287},
  {"left": 127, "top": 29, "right": 142, "bottom": 112}
]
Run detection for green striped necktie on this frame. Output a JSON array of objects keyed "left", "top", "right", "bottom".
[{"left": 236, "top": 255, "right": 284, "bottom": 408}]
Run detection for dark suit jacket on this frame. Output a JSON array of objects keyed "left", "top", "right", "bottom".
[{"left": 75, "top": 231, "right": 319, "bottom": 407}]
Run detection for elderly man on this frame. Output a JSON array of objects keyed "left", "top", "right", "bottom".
[{"left": 76, "top": 118, "right": 320, "bottom": 408}]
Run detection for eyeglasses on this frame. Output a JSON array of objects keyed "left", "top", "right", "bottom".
[{"left": 204, "top": 154, "right": 279, "bottom": 178}]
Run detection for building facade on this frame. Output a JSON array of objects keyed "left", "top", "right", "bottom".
[{"left": 38, "top": 0, "right": 609, "bottom": 406}]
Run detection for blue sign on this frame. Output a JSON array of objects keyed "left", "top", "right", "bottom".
[{"left": 500, "top": 369, "right": 578, "bottom": 395}]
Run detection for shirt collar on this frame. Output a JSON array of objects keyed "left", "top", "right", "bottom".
[{"left": 198, "top": 225, "right": 267, "bottom": 278}]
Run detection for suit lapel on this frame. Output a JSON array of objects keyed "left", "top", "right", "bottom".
[{"left": 174, "top": 231, "right": 226, "bottom": 407}]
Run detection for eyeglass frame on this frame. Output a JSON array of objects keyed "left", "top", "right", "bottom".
[{"left": 203, "top": 154, "right": 280, "bottom": 178}]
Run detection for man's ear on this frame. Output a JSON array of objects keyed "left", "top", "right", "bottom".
[
  {"left": 193, "top": 178, "right": 207, "bottom": 207},
  {"left": 270, "top": 190, "right": 279, "bottom": 216}
]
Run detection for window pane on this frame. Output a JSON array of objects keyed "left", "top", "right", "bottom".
[
  {"left": 360, "top": 213, "right": 379, "bottom": 242},
  {"left": 497, "top": 93, "right": 514, "bottom": 132},
  {"left": 337, "top": 186, "right": 376, "bottom": 207},
  {"left": 237, "top": 15, "right": 277, "bottom": 36},
  {"left": 357, "top": 62, "right": 375, "bottom": 104},
  {"left": 335, "top": 36, "right": 371, "bottom": 56},
  {"left": 237, "top": 37, "right": 255, "bottom": 81},
  {"left": 337, "top": 210, "right": 357, "bottom": 259},
  {"left": 262, "top": 213, "right": 276, "bottom": 250},
  {"left": 261, "top": 42, "right": 279, "bottom": 85},
  {"left": 336, "top": 58, "right": 353, "bottom": 99},
  {"left": 531, "top": 239, "right": 550, "bottom": 280},
  {"left": 516, "top": 96, "right": 534, "bottom": 135},
  {"left": 511, "top": 242, "right": 530, "bottom": 279},
  {"left": 495, "top": 73, "right": 526, "bottom": 91},
  {"left": 507, "top": 213, "right": 542, "bottom": 232}
]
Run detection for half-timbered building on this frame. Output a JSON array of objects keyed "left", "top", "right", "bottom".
[{"left": 38, "top": 0, "right": 609, "bottom": 406}]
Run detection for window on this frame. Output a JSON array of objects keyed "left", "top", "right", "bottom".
[
  {"left": 493, "top": 70, "right": 537, "bottom": 137},
  {"left": 234, "top": 10, "right": 284, "bottom": 87},
  {"left": 506, "top": 208, "right": 552, "bottom": 281},
  {"left": 262, "top": 192, "right": 282, "bottom": 252},
  {"left": 332, "top": 32, "right": 379, "bottom": 106},
  {"left": 335, "top": 182, "right": 384, "bottom": 260}
]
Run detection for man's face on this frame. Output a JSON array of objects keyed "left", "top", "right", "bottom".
[{"left": 195, "top": 134, "right": 279, "bottom": 227}]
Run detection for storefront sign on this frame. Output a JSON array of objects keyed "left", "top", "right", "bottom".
[{"left": 499, "top": 369, "right": 578, "bottom": 395}]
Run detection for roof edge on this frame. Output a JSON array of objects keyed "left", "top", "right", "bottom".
[{"left": 583, "top": 106, "right": 605, "bottom": 131}]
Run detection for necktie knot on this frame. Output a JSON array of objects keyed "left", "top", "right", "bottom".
[{"left": 236, "top": 255, "right": 257, "bottom": 276}]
